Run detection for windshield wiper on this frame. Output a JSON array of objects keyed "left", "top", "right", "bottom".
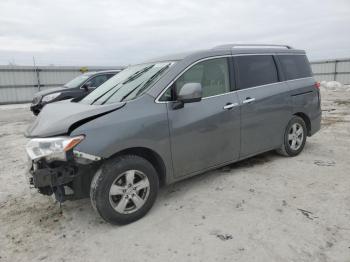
[
  {"left": 122, "top": 65, "right": 154, "bottom": 85},
  {"left": 134, "top": 64, "right": 171, "bottom": 97},
  {"left": 90, "top": 83, "right": 122, "bottom": 105},
  {"left": 89, "top": 63, "right": 171, "bottom": 105},
  {"left": 92, "top": 66, "right": 154, "bottom": 104},
  {"left": 120, "top": 64, "right": 171, "bottom": 102},
  {"left": 89, "top": 66, "right": 153, "bottom": 105},
  {"left": 101, "top": 83, "right": 142, "bottom": 105}
]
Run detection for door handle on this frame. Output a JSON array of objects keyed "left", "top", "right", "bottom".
[
  {"left": 242, "top": 97, "right": 255, "bottom": 104},
  {"left": 223, "top": 103, "right": 238, "bottom": 110}
]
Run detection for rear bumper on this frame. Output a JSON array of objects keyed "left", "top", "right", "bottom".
[{"left": 310, "top": 111, "right": 321, "bottom": 136}]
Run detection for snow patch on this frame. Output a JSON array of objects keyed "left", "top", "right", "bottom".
[
  {"left": 320, "top": 81, "right": 349, "bottom": 91},
  {"left": 0, "top": 103, "right": 30, "bottom": 110}
]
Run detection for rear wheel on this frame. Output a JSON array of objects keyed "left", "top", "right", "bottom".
[
  {"left": 277, "top": 116, "right": 307, "bottom": 157},
  {"left": 90, "top": 155, "right": 159, "bottom": 225}
]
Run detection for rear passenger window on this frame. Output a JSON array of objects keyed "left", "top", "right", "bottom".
[
  {"left": 236, "top": 55, "right": 278, "bottom": 89},
  {"left": 278, "top": 55, "right": 312, "bottom": 80}
]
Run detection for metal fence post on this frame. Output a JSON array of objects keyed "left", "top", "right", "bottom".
[
  {"left": 33, "top": 56, "right": 41, "bottom": 91},
  {"left": 334, "top": 60, "right": 338, "bottom": 82},
  {"left": 36, "top": 68, "right": 41, "bottom": 91}
]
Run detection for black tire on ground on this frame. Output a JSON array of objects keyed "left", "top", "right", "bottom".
[
  {"left": 90, "top": 155, "right": 159, "bottom": 225},
  {"left": 277, "top": 116, "right": 307, "bottom": 157}
]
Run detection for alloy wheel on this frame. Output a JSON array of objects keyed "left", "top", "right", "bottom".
[
  {"left": 288, "top": 123, "right": 304, "bottom": 151},
  {"left": 109, "top": 170, "right": 150, "bottom": 214}
]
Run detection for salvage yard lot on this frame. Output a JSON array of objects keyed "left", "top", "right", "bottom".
[{"left": 0, "top": 87, "right": 350, "bottom": 262}]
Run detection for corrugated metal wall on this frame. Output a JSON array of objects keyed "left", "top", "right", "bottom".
[
  {"left": 1, "top": 59, "right": 349, "bottom": 104},
  {"left": 0, "top": 65, "right": 124, "bottom": 104},
  {"left": 310, "top": 58, "right": 350, "bottom": 84}
]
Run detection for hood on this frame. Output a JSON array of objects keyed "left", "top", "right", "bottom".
[
  {"left": 25, "top": 100, "right": 126, "bottom": 138},
  {"left": 34, "top": 86, "right": 70, "bottom": 98}
]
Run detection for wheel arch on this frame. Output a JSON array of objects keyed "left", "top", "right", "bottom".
[
  {"left": 293, "top": 112, "right": 311, "bottom": 136},
  {"left": 110, "top": 147, "right": 167, "bottom": 187}
]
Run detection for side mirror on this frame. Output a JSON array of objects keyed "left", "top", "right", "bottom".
[
  {"left": 177, "top": 83, "right": 202, "bottom": 103},
  {"left": 172, "top": 83, "right": 202, "bottom": 110},
  {"left": 83, "top": 81, "right": 93, "bottom": 90}
]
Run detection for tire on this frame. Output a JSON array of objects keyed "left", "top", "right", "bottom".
[
  {"left": 90, "top": 155, "right": 159, "bottom": 225},
  {"left": 277, "top": 116, "right": 307, "bottom": 157}
]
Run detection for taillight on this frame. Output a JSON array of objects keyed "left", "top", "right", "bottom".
[{"left": 315, "top": 81, "right": 321, "bottom": 108}]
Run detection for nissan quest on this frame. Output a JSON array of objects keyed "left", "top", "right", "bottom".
[{"left": 25, "top": 44, "right": 321, "bottom": 224}]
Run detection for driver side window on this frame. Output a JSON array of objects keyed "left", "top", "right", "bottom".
[
  {"left": 160, "top": 58, "right": 230, "bottom": 101},
  {"left": 88, "top": 74, "right": 110, "bottom": 88}
]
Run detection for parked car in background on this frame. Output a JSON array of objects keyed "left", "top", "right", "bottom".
[
  {"left": 30, "top": 70, "right": 122, "bottom": 115},
  {"left": 25, "top": 44, "right": 321, "bottom": 225}
]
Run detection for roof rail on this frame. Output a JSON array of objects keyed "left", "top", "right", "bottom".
[{"left": 213, "top": 44, "right": 293, "bottom": 50}]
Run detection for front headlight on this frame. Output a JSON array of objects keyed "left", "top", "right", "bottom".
[
  {"left": 42, "top": 92, "right": 61, "bottom": 103},
  {"left": 32, "top": 95, "right": 42, "bottom": 105},
  {"left": 26, "top": 135, "right": 85, "bottom": 161}
]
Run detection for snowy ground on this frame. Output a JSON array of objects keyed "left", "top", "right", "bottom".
[{"left": 0, "top": 85, "right": 350, "bottom": 262}]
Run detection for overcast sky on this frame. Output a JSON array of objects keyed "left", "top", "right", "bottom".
[{"left": 0, "top": 0, "right": 349, "bottom": 66}]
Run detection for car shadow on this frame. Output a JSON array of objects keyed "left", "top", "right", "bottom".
[{"left": 158, "top": 150, "right": 279, "bottom": 200}]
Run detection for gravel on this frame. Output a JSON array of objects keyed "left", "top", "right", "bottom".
[{"left": 0, "top": 88, "right": 349, "bottom": 262}]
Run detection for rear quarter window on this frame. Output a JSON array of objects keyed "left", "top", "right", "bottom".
[
  {"left": 278, "top": 55, "right": 312, "bottom": 80},
  {"left": 235, "top": 55, "right": 279, "bottom": 89}
]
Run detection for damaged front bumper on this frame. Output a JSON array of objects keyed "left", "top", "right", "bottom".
[
  {"left": 30, "top": 103, "right": 43, "bottom": 115},
  {"left": 27, "top": 152, "right": 101, "bottom": 202},
  {"left": 28, "top": 160, "right": 76, "bottom": 195}
]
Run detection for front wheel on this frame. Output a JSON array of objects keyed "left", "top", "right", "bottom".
[
  {"left": 277, "top": 116, "right": 307, "bottom": 157},
  {"left": 90, "top": 155, "right": 159, "bottom": 225}
]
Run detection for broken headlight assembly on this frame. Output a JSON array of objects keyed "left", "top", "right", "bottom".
[{"left": 26, "top": 135, "right": 85, "bottom": 162}]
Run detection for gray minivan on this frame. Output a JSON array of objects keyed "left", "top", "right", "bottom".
[{"left": 25, "top": 44, "right": 321, "bottom": 224}]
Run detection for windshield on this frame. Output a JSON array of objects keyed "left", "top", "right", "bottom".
[
  {"left": 64, "top": 74, "right": 90, "bottom": 88},
  {"left": 80, "top": 62, "right": 173, "bottom": 105}
]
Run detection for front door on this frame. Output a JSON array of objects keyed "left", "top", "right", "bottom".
[{"left": 165, "top": 57, "right": 241, "bottom": 177}]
